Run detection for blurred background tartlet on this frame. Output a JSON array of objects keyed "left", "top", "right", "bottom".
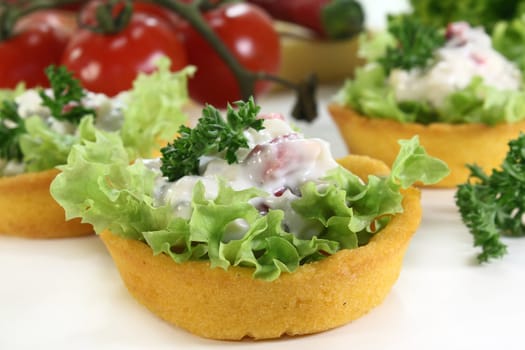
[{"left": 329, "top": 8, "right": 525, "bottom": 187}]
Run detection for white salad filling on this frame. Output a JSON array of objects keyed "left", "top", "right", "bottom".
[
  {"left": 389, "top": 22, "right": 522, "bottom": 108},
  {"left": 142, "top": 114, "right": 340, "bottom": 241},
  {"left": 0, "top": 89, "right": 127, "bottom": 176}
]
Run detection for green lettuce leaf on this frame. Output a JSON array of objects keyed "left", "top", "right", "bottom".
[
  {"left": 293, "top": 135, "right": 449, "bottom": 246},
  {"left": 336, "top": 65, "right": 435, "bottom": 123},
  {"left": 146, "top": 189, "right": 342, "bottom": 281},
  {"left": 391, "top": 136, "right": 451, "bottom": 187},
  {"left": 52, "top": 130, "right": 448, "bottom": 281},
  {"left": 337, "top": 66, "right": 525, "bottom": 125},
  {"left": 50, "top": 128, "right": 171, "bottom": 241},
  {"left": 120, "top": 58, "right": 194, "bottom": 159},
  {"left": 19, "top": 116, "right": 79, "bottom": 172},
  {"left": 438, "top": 77, "right": 525, "bottom": 125},
  {"left": 492, "top": 15, "right": 525, "bottom": 72}
]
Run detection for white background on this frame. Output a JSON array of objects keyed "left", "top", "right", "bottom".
[{"left": 2, "top": 1, "right": 525, "bottom": 349}]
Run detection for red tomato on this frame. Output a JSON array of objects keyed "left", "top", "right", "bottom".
[
  {"left": 61, "top": 13, "right": 188, "bottom": 96},
  {"left": 132, "top": 2, "right": 182, "bottom": 29},
  {"left": 0, "top": 22, "right": 69, "bottom": 88},
  {"left": 179, "top": 3, "right": 281, "bottom": 107}
]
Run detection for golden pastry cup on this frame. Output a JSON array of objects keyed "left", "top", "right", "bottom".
[
  {"left": 100, "top": 154, "right": 421, "bottom": 340},
  {"left": 0, "top": 169, "right": 92, "bottom": 238},
  {"left": 329, "top": 104, "right": 525, "bottom": 188}
]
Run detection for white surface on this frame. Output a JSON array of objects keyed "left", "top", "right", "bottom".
[{"left": 1, "top": 86, "right": 525, "bottom": 350}]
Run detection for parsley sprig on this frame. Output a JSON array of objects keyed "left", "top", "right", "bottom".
[
  {"left": 0, "top": 100, "right": 26, "bottom": 161},
  {"left": 456, "top": 133, "right": 525, "bottom": 262},
  {"left": 160, "top": 97, "right": 264, "bottom": 182},
  {"left": 379, "top": 16, "right": 445, "bottom": 74},
  {"left": 39, "top": 65, "right": 95, "bottom": 124}
]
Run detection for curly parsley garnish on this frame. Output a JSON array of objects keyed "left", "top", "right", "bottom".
[
  {"left": 160, "top": 97, "right": 264, "bottom": 182},
  {"left": 0, "top": 100, "right": 26, "bottom": 162},
  {"left": 379, "top": 16, "right": 445, "bottom": 74},
  {"left": 456, "top": 133, "right": 525, "bottom": 262},
  {"left": 39, "top": 65, "right": 95, "bottom": 125}
]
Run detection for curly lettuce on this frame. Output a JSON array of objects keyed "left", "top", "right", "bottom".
[
  {"left": 336, "top": 65, "right": 525, "bottom": 125},
  {"left": 120, "top": 59, "right": 195, "bottom": 159},
  {"left": 51, "top": 129, "right": 448, "bottom": 281}
]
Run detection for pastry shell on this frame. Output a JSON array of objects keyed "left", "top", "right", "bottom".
[
  {"left": 0, "top": 169, "right": 92, "bottom": 238},
  {"left": 100, "top": 154, "right": 421, "bottom": 340},
  {"left": 329, "top": 104, "right": 525, "bottom": 187}
]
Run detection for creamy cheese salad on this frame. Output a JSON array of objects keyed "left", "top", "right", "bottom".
[
  {"left": 49, "top": 96, "right": 449, "bottom": 280},
  {"left": 0, "top": 89, "right": 126, "bottom": 176},
  {"left": 389, "top": 22, "right": 522, "bottom": 107},
  {"left": 143, "top": 114, "right": 340, "bottom": 241}
]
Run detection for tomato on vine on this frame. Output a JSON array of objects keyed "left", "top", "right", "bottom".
[
  {"left": 61, "top": 0, "right": 188, "bottom": 96},
  {"left": 178, "top": 2, "right": 281, "bottom": 107}
]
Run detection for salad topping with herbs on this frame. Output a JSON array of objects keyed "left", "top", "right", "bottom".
[
  {"left": 0, "top": 58, "right": 191, "bottom": 177},
  {"left": 390, "top": 21, "right": 521, "bottom": 108},
  {"left": 151, "top": 99, "right": 340, "bottom": 239},
  {"left": 51, "top": 98, "right": 449, "bottom": 281},
  {"left": 337, "top": 17, "right": 525, "bottom": 125}
]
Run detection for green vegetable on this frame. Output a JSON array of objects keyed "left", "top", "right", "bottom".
[
  {"left": 160, "top": 97, "right": 264, "bottom": 182},
  {"left": 378, "top": 16, "right": 445, "bottom": 74},
  {"left": 439, "top": 77, "right": 525, "bottom": 125},
  {"left": 50, "top": 97, "right": 449, "bottom": 281},
  {"left": 120, "top": 59, "right": 194, "bottom": 159},
  {"left": 492, "top": 15, "right": 525, "bottom": 72},
  {"left": 456, "top": 133, "right": 525, "bottom": 262},
  {"left": 405, "top": 0, "right": 525, "bottom": 33},
  {"left": 336, "top": 65, "right": 525, "bottom": 125},
  {"left": 19, "top": 116, "right": 95, "bottom": 173},
  {"left": 0, "top": 100, "right": 26, "bottom": 161},
  {"left": 39, "top": 65, "right": 95, "bottom": 125},
  {"left": 335, "top": 65, "right": 436, "bottom": 123}
]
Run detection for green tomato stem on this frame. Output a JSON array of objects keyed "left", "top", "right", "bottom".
[{"left": 79, "top": 0, "right": 134, "bottom": 35}]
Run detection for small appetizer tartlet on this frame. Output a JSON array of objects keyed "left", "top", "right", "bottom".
[
  {"left": 51, "top": 99, "right": 448, "bottom": 339},
  {"left": 0, "top": 59, "right": 191, "bottom": 238},
  {"left": 330, "top": 19, "right": 525, "bottom": 187}
]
